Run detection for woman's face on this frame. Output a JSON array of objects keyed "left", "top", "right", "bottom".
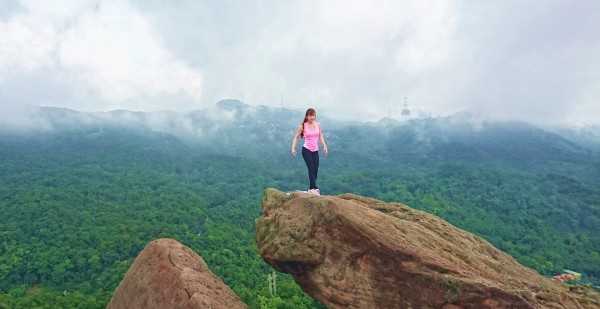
[{"left": 307, "top": 113, "right": 316, "bottom": 122}]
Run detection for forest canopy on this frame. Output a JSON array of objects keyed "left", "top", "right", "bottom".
[{"left": 1, "top": 107, "right": 598, "bottom": 308}]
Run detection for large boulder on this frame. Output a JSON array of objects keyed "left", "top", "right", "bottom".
[
  {"left": 256, "top": 188, "right": 600, "bottom": 309},
  {"left": 107, "top": 238, "right": 247, "bottom": 309}
]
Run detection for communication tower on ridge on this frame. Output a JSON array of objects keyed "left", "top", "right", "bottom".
[{"left": 401, "top": 96, "right": 411, "bottom": 117}]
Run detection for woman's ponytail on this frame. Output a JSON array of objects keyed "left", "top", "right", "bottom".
[{"left": 300, "top": 108, "right": 316, "bottom": 138}]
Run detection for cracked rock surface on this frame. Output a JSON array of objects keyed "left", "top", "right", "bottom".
[
  {"left": 107, "top": 238, "right": 247, "bottom": 309},
  {"left": 256, "top": 188, "right": 600, "bottom": 309}
]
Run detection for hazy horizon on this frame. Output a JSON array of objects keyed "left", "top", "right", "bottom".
[{"left": 1, "top": 0, "right": 598, "bottom": 127}]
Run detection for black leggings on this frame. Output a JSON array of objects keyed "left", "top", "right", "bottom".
[{"left": 302, "top": 147, "right": 320, "bottom": 189}]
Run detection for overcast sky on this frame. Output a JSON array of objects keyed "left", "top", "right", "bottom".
[{"left": 0, "top": 0, "right": 598, "bottom": 126}]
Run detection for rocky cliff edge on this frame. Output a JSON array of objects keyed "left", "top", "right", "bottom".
[{"left": 256, "top": 188, "right": 600, "bottom": 309}]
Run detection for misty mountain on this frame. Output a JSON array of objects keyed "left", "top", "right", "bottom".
[
  {"left": 23, "top": 100, "right": 598, "bottom": 228},
  {"left": 550, "top": 125, "right": 600, "bottom": 151},
  {"left": 13, "top": 100, "right": 598, "bottom": 175},
  {"left": 7, "top": 101, "right": 598, "bottom": 208}
]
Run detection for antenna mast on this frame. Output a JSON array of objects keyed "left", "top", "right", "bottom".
[{"left": 401, "top": 96, "right": 411, "bottom": 116}]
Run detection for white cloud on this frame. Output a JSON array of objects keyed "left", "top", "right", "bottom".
[
  {"left": 0, "top": 11, "right": 56, "bottom": 74},
  {"left": 0, "top": 0, "right": 202, "bottom": 111},
  {"left": 391, "top": 1, "right": 460, "bottom": 73},
  {"left": 0, "top": 0, "right": 598, "bottom": 126}
]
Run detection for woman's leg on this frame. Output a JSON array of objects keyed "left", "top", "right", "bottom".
[
  {"left": 312, "top": 150, "right": 319, "bottom": 185},
  {"left": 302, "top": 147, "right": 318, "bottom": 189}
]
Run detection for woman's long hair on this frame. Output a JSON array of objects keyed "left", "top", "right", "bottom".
[{"left": 300, "top": 108, "right": 316, "bottom": 138}]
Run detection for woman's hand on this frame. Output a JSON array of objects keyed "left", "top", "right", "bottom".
[
  {"left": 323, "top": 146, "right": 328, "bottom": 155},
  {"left": 291, "top": 148, "right": 297, "bottom": 156}
]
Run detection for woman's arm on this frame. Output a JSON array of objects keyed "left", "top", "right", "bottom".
[
  {"left": 318, "top": 123, "right": 328, "bottom": 155},
  {"left": 291, "top": 125, "right": 303, "bottom": 156}
]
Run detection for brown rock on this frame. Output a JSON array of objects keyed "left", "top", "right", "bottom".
[
  {"left": 107, "top": 238, "right": 247, "bottom": 309},
  {"left": 256, "top": 188, "right": 600, "bottom": 309}
]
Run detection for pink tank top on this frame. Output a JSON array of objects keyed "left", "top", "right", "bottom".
[{"left": 303, "top": 122, "right": 320, "bottom": 152}]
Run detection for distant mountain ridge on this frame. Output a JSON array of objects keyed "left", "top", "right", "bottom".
[
  {"left": 1, "top": 100, "right": 594, "bottom": 183},
  {"left": 549, "top": 125, "right": 600, "bottom": 151},
  {"left": 10, "top": 100, "right": 593, "bottom": 154},
  {"left": 12, "top": 100, "right": 595, "bottom": 147}
]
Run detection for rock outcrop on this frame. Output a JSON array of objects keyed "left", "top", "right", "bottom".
[
  {"left": 107, "top": 238, "right": 247, "bottom": 309},
  {"left": 256, "top": 188, "right": 600, "bottom": 309}
]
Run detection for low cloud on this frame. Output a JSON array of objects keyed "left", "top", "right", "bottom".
[
  {"left": 0, "top": 0, "right": 202, "bottom": 113},
  {"left": 0, "top": 0, "right": 598, "bottom": 127}
]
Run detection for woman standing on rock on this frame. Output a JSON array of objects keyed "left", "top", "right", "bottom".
[{"left": 291, "top": 108, "right": 328, "bottom": 195}]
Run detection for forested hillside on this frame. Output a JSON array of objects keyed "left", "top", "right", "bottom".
[
  {"left": 1, "top": 103, "right": 598, "bottom": 308},
  {"left": 0, "top": 128, "right": 317, "bottom": 308}
]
